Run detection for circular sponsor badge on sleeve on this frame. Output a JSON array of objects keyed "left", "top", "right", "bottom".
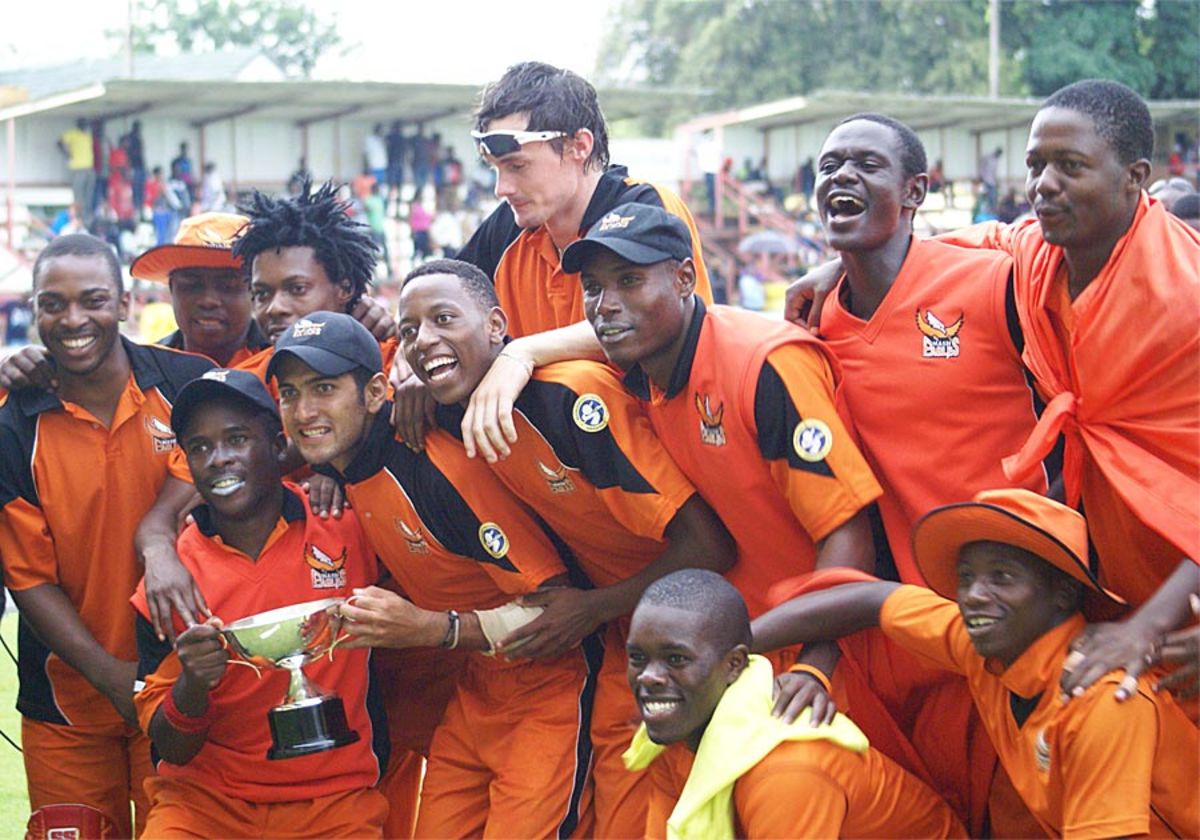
[
  {"left": 572, "top": 393, "right": 610, "bottom": 433},
  {"left": 478, "top": 523, "right": 510, "bottom": 559},
  {"left": 792, "top": 418, "right": 833, "bottom": 462}
]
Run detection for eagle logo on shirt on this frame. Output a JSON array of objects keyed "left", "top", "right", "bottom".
[
  {"left": 694, "top": 392, "right": 726, "bottom": 447},
  {"left": 478, "top": 523, "right": 510, "bottom": 560},
  {"left": 793, "top": 419, "right": 833, "bottom": 462},
  {"left": 396, "top": 519, "right": 430, "bottom": 554},
  {"left": 537, "top": 460, "right": 577, "bottom": 494},
  {"left": 916, "top": 309, "right": 963, "bottom": 359},
  {"left": 572, "top": 394, "right": 610, "bottom": 432},
  {"left": 306, "top": 542, "right": 347, "bottom": 589},
  {"left": 145, "top": 415, "right": 177, "bottom": 453}
]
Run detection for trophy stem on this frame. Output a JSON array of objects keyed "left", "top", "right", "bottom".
[{"left": 281, "top": 655, "right": 317, "bottom": 703}]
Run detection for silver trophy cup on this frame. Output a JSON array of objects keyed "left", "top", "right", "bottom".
[{"left": 221, "top": 597, "right": 360, "bottom": 760}]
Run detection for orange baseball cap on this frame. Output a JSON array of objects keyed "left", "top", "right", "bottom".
[
  {"left": 130, "top": 212, "right": 249, "bottom": 283},
  {"left": 912, "top": 488, "right": 1127, "bottom": 621}
]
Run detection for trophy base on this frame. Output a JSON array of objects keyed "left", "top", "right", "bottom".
[{"left": 267, "top": 695, "right": 360, "bottom": 760}]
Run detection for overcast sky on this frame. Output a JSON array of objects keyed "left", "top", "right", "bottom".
[{"left": 1, "top": 0, "right": 615, "bottom": 83}]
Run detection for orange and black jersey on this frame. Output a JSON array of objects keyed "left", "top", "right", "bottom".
[
  {"left": 458, "top": 165, "right": 712, "bottom": 337},
  {"left": 315, "top": 406, "right": 566, "bottom": 611},
  {"left": 157, "top": 320, "right": 271, "bottom": 368},
  {"left": 622, "top": 301, "right": 881, "bottom": 617},
  {"left": 0, "top": 338, "right": 212, "bottom": 726},
  {"left": 433, "top": 360, "right": 696, "bottom": 589}
]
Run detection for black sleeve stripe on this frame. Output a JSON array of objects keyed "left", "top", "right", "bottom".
[
  {"left": 1004, "top": 269, "right": 1024, "bottom": 357},
  {"left": 383, "top": 451, "right": 520, "bottom": 574},
  {"left": 136, "top": 613, "right": 173, "bottom": 681},
  {"left": 521, "top": 380, "right": 655, "bottom": 494},
  {"left": 0, "top": 408, "right": 40, "bottom": 508},
  {"left": 753, "top": 361, "right": 835, "bottom": 479}
]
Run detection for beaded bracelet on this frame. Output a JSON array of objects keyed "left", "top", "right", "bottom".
[{"left": 786, "top": 662, "right": 833, "bottom": 695}]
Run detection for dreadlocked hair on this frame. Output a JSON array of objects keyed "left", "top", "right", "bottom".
[{"left": 233, "top": 178, "right": 378, "bottom": 309}]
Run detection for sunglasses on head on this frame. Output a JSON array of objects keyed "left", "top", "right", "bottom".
[{"left": 471, "top": 129, "right": 568, "bottom": 159}]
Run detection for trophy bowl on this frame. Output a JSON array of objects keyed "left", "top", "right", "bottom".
[{"left": 222, "top": 597, "right": 361, "bottom": 760}]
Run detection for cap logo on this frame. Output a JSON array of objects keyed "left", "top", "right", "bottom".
[
  {"left": 292, "top": 318, "right": 325, "bottom": 338},
  {"left": 572, "top": 394, "right": 610, "bottom": 432},
  {"left": 598, "top": 212, "right": 636, "bottom": 232},
  {"left": 201, "top": 369, "right": 230, "bottom": 382},
  {"left": 793, "top": 418, "right": 833, "bottom": 462}
]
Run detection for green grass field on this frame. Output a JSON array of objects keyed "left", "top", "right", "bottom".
[{"left": 0, "top": 613, "right": 28, "bottom": 833}]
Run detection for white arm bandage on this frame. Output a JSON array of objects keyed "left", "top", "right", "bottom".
[{"left": 474, "top": 601, "right": 545, "bottom": 655}]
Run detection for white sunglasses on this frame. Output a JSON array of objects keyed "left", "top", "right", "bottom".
[{"left": 471, "top": 129, "right": 568, "bottom": 158}]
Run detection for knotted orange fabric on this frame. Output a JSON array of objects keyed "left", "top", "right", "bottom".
[{"left": 945, "top": 197, "right": 1200, "bottom": 604}]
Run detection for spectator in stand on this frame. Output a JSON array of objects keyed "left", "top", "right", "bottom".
[
  {"left": 1148, "top": 177, "right": 1195, "bottom": 213},
  {"left": 1, "top": 295, "right": 34, "bottom": 346},
  {"left": 146, "top": 167, "right": 179, "bottom": 245},
  {"left": 697, "top": 132, "right": 720, "bottom": 216},
  {"left": 928, "top": 158, "right": 946, "bottom": 207},
  {"left": 352, "top": 166, "right": 376, "bottom": 202},
  {"left": 57, "top": 118, "right": 95, "bottom": 227},
  {"left": 91, "top": 120, "right": 110, "bottom": 216},
  {"left": 436, "top": 146, "right": 463, "bottom": 210},
  {"left": 171, "top": 142, "right": 195, "bottom": 206},
  {"left": 364, "top": 181, "right": 390, "bottom": 273},
  {"left": 978, "top": 146, "right": 1002, "bottom": 206},
  {"left": 199, "top": 162, "right": 227, "bottom": 213},
  {"left": 286, "top": 157, "right": 310, "bottom": 197},
  {"left": 411, "top": 126, "right": 432, "bottom": 191},
  {"left": 736, "top": 262, "right": 765, "bottom": 311},
  {"left": 996, "top": 188, "right": 1027, "bottom": 224},
  {"left": 127, "top": 121, "right": 146, "bottom": 213},
  {"left": 107, "top": 139, "right": 136, "bottom": 241},
  {"left": 1171, "top": 192, "right": 1200, "bottom": 232},
  {"left": 409, "top": 199, "right": 433, "bottom": 261},
  {"left": 429, "top": 206, "right": 463, "bottom": 258},
  {"left": 386, "top": 120, "right": 406, "bottom": 202},
  {"left": 364, "top": 123, "right": 388, "bottom": 187}
]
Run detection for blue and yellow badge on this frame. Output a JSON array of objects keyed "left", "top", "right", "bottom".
[
  {"left": 793, "top": 418, "right": 833, "bottom": 462},
  {"left": 478, "top": 522, "right": 510, "bottom": 559},
  {"left": 572, "top": 393, "right": 609, "bottom": 432}
]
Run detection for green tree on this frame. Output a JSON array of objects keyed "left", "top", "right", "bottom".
[
  {"left": 126, "top": 0, "right": 341, "bottom": 79},
  {"left": 599, "top": 0, "right": 1198, "bottom": 128}
]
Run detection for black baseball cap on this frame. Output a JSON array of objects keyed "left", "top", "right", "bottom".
[
  {"left": 265, "top": 311, "right": 382, "bottom": 382},
  {"left": 171, "top": 368, "right": 280, "bottom": 436},
  {"left": 560, "top": 202, "right": 693, "bottom": 274}
]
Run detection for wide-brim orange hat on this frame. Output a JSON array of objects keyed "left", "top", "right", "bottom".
[
  {"left": 913, "top": 488, "right": 1127, "bottom": 622},
  {"left": 131, "top": 212, "right": 249, "bottom": 283}
]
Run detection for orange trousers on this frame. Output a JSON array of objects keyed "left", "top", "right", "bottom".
[
  {"left": 374, "top": 646, "right": 468, "bottom": 838},
  {"left": 22, "top": 716, "right": 153, "bottom": 838},
  {"left": 414, "top": 649, "right": 594, "bottom": 839},
  {"left": 141, "top": 776, "right": 388, "bottom": 838}
]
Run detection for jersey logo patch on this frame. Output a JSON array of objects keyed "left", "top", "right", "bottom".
[
  {"left": 916, "top": 309, "right": 963, "bottom": 359},
  {"left": 396, "top": 519, "right": 430, "bottom": 554},
  {"left": 1035, "top": 728, "right": 1051, "bottom": 772},
  {"left": 306, "top": 542, "right": 347, "bottom": 589},
  {"left": 537, "top": 460, "right": 577, "bottom": 494},
  {"left": 792, "top": 419, "right": 833, "bottom": 462},
  {"left": 572, "top": 394, "right": 609, "bottom": 432},
  {"left": 694, "top": 392, "right": 726, "bottom": 447},
  {"left": 478, "top": 522, "right": 509, "bottom": 560},
  {"left": 145, "top": 415, "right": 176, "bottom": 453}
]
